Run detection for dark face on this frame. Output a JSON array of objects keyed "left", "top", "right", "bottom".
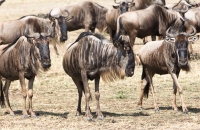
[
  {"left": 175, "top": 34, "right": 189, "bottom": 67},
  {"left": 57, "top": 16, "right": 68, "bottom": 42},
  {"left": 116, "top": 38, "right": 135, "bottom": 77},
  {"left": 120, "top": 2, "right": 129, "bottom": 13},
  {"left": 35, "top": 36, "right": 51, "bottom": 68}
]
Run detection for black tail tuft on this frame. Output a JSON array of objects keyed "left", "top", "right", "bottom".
[
  {"left": 0, "top": 80, "right": 5, "bottom": 108},
  {"left": 141, "top": 66, "right": 150, "bottom": 98}
]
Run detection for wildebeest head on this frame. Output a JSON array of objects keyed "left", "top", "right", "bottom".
[
  {"left": 165, "top": 25, "right": 199, "bottom": 68},
  {"left": 115, "top": 35, "right": 135, "bottom": 77},
  {"left": 25, "top": 28, "right": 52, "bottom": 69},
  {"left": 172, "top": 0, "right": 194, "bottom": 13},
  {"left": 113, "top": 0, "right": 134, "bottom": 13},
  {"left": 49, "top": 9, "right": 73, "bottom": 42}
]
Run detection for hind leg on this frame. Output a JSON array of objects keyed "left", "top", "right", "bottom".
[
  {"left": 3, "top": 79, "right": 14, "bottom": 116},
  {"left": 81, "top": 70, "right": 93, "bottom": 120},
  {"left": 145, "top": 68, "right": 158, "bottom": 111},
  {"left": 138, "top": 77, "right": 148, "bottom": 110},
  {"left": 72, "top": 78, "right": 84, "bottom": 116}
]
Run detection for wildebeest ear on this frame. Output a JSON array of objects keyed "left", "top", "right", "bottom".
[
  {"left": 188, "top": 35, "right": 199, "bottom": 42},
  {"left": 164, "top": 6, "right": 169, "bottom": 10},
  {"left": 128, "top": 2, "right": 135, "bottom": 7},
  {"left": 113, "top": 4, "right": 119, "bottom": 9}
]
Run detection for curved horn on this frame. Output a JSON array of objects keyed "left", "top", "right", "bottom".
[
  {"left": 173, "top": 4, "right": 189, "bottom": 13},
  {"left": 166, "top": 26, "right": 176, "bottom": 38},
  {"left": 114, "top": 0, "right": 120, "bottom": 4},
  {"left": 63, "top": 10, "right": 69, "bottom": 17},
  {"left": 187, "top": 25, "right": 197, "bottom": 37},
  {"left": 25, "top": 32, "right": 40, "bottom": 39},
  {"left": 127, "top": 0, "right": 133, "bottom": 3}
]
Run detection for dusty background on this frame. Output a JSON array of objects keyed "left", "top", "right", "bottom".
[{"left": 0, "top": 0, "right": 200, "bottom": 130}]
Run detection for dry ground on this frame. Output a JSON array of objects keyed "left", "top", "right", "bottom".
[{"left": 1, "top": 0, "right": 200, "bottom": 130}]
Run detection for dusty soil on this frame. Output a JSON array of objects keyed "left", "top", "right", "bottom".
[{"left": 0, "top": 0, "right": 200, "bottom": 130}]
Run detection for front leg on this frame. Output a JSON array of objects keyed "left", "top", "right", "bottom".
[
  {"left": 94, "top": 75, "right": 103, "bottom": 120},
  {"left": 28, "top": 76, "right": 36, "bottom": 117},
  {"left": 19, "top": 72, "right": 29, "bottom": 118},
  {"left": 167, "top": 66, "right": 188, "bottom": 113},
  {"left": 81, "top": 70, "right": 92, "bottom": 120}
]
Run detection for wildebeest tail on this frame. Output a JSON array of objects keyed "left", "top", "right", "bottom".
[
  {"left": 141, "top": 66, "right": 150, "bottom": 98},
  {"left": 113, "top": 17, "right": 123, "bottom": 43},
  {"left": 0, "top": 80, "right": 5, "bottom": 107}
]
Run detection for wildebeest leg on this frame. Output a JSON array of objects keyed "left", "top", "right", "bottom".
[
  {"left": 19, "top": 72, "right": 29, "bottom": 118},
  {"left": 129, "top": 33, "right": 140, "bottom": 65},
  {"left": 151, "top": 35, "right": 156, "bottom": 41},
  {"left": 3, "top": 80, "right": 14, "bottom": 116},
  {"left": 168, "top": 68, "right": 188, "bottom": 113},
  {"left": 28, "top": 76, "right": 36, "bottom": 117},
  {"left": 53, "top": 42, "right": 59, "bottom": 55},
  {"left": 72, "top": 78, "right": 84, "bottom": 116},
  {"left": 138, "top": 77, "right": 148, "bottom": 110},
  {"left": 81, "top": 70, "right": 93, "bottom": 120},
  {"left": 172, "top": 68, "right": 180, "bottom": 112},
  {"left": 188, "top": 42, "right": 194, "bottom": 55},
  {"left": 143, "top": 37, "right": 149, "bottom": 44},
  {"left": 94, "top": 75, "right": 103, "bottom": 119},
  {"left": 145, "top": 70, "right": 159, "bottom": 111}
]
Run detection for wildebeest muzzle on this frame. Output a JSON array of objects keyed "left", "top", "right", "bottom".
[{"left": 177, "top": 48, "right": 188, "bottom": 67}]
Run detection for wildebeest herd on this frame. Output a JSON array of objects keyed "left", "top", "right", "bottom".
[{"left": 0, "top": 0, "right": 200, "bottom": 122}]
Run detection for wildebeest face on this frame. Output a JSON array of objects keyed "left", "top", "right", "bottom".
[
  {"left": 113, "top": 0, "right": 134, "bottom": 13},
  {"left": 175, "top": 34, "right": 189, "bottom": 67},
  {"left": 116, "top": 36, "right": 135, "bottom": 77},
  {"left": 34, "top": 36, "right": 51, "bottom": 69},
  {"left": 57, "top": 16, "right": 68, "bottom": 42}
]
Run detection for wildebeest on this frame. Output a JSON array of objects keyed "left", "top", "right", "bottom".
[
  {"left": 113, "top": 4, "right": 184, "bottom": 47},
  {"left": 137, "top": 25, "right": 199, "bottom": 113},
  {"left": 106, "top": 0, "right": 165, "bottom": 41},
  {"left": 50, "top": 1, "right": 108, "bottom": 34},
  {"left": 63, "top": 32, "right": 135, "bottom": 120},
  {"left": 0, "top": 0, "right": 5, "bottom": 6},
  {"left": 0, "top": 15, "right": 55, "bottom": 45},
  {"left": 183, "top": 6, "right": 200, "bottom": 54},
  {"left": 0, "top": 29, "right": 52, "bottom": 118},
  {"left": 106, "top": 0, "right": 134, "bottom": 40}
]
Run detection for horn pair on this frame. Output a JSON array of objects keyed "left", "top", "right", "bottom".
[
  {"left": 114, "top": 0, "right": 133, "bottom": 4},
  {"left": 166, "top": 25, "right": 196, "bottom": 38}
]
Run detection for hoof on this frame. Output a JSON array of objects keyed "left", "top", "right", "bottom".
[
  {"left": 183, "top": 110, "right": 188, "bottom": 114},
  {"left": 31, "top": 115, "right": 37, "bottom": 118},
  {"left": 23, "top": 115, "right": 29, "bottom": 118},
  {"left": 10, "top": 113, "right": 15, "bottom": 116},
  {"left": 98, "top": 116, "right": 104, "bottom": 120},
  {"left": 155, "top": 109, "right": 160, "bottom": 113},
  {"left": 138, "top": 108, "right": 142, "bottom": 111},
  {"left": 86, "top": 117, "right": 92, "bottom": 121},
  {"left": 75, "top": 113, "right": 80, "bottom": 116}
]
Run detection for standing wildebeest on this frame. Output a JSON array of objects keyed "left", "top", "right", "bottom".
[
  {"left": 106, "top": 0, "right": 134, "bottom": 40},
  {"left": 0, "top": 0, "right": 5, "bottom": 6},
  {"left": 0, "top": 15, "right": 55, "bottom": 46},
  {"left": 50, "top": 1, "right": 108, "bottom": 34},
  {"left": 47, "top": 1, "right": 107, "bottom": 55},
  {"left": 63, "top": 32, "right": 135, "bottom": 120},
  {"left": 0, "top": 29, "right": 52, "bottom": 118},
  {"left": 113, "top": 4, "right": 184, "bottom": 47},
  {"left": 137, "top": 26, "right": 199, "bottom": 113},
  {"left": 106, "top": 0, "right": 165, "bottom": 41}
]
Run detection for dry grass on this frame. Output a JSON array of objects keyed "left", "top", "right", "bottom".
[{"left": 1, "top": 0, "right": 200, "bottom": 130}]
